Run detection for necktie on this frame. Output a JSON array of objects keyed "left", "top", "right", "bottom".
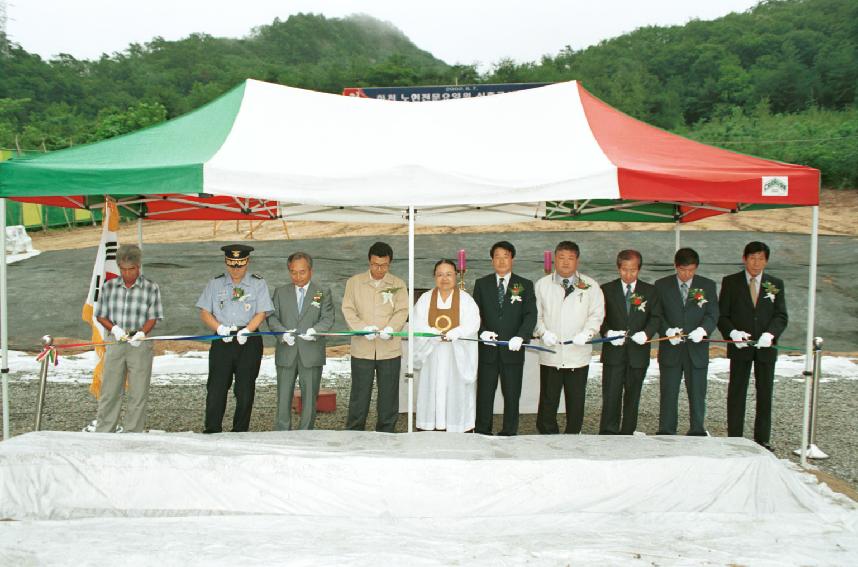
[
  {"left": 298, "top": 287, "right": 305, "bottom": 314},
  {"left": 562, "top": 278, "right": 572, "bottom": 297},
  {"left": 497, "top": 278, "right": 505, "bottom": 308},
  {"left": 680, "top": 282, "right": 688, "bottom": 303},
  {"left": 749, "top": 277, "right": 758, "bottom": 305},
  {"left": 624, "top": 283, "right": 632, "bottom": 313}
]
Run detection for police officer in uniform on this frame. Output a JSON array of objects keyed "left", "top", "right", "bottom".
[{"left": 196, "top": 244, "right": 274, "bottom": 433}]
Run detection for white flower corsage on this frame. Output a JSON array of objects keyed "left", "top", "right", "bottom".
[
  {"left": 380, "top": 287, "right": 401, "bottom": 305},
  {"left": 688, "top": 288, "right": 707, "bottom": 308},
  {"left": 762, "top": 281, "right": 779, "bottom": 302},
  {"left": 311, "top": 290, "right": 323, "bottom": 308},
  {"left": 629, "top": 292, "right": 646, "bottom": 313},
  {"left": 510, "top": 283, "right": 524, "bottom": 304}
]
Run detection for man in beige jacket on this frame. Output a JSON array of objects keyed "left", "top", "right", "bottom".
[
  {"left": 342, "top": 241, "right": 409, "bottom": 432},
  {"left": 534, "top": 241, "right": 605, "bottom": 434}
]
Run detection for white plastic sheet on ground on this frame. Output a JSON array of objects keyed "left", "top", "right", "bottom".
[{"left": 0, "top": 431, "right": 856, "bottom": 565}]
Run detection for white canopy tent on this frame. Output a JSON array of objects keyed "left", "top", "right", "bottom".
[{"left": 0, "top": 81, "right": 821, "bottom": 458}]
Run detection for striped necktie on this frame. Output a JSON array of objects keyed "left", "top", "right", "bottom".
[
  {"left": 298, "top": 287, "right": 305, "bottom": 314},
  {"left": 624, "top": 283, "right": 632, "bottom": 313},
  {"left": 749, "top": 277, "right": 758, "bottom": 305}
]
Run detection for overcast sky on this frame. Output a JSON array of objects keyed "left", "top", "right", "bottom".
[{"left": 7, "top": 0, "right": 761, "bottom": 70}]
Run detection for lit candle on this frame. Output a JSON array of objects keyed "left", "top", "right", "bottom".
[
  {"left": 544, "top": 250, "right": 552, "bottom": 274},
  {"left": 457, "top": 249, "right": 466, "bottom": 272}
]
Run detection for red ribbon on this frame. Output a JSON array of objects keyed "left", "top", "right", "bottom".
[{"left": 35, "top": 346, "right": 59, "bottom": 366}]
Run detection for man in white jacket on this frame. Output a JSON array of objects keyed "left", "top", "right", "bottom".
[{"left": 535, "top": 241, "right": 605, "bottom": 434}]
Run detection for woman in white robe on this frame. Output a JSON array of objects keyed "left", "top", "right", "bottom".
[{"left": 413, "top": 260, "right": 480, "bottom": 432}]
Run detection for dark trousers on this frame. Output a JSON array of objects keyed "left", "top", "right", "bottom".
[
  {"left": 727, "top": 358, "right": 776, "bottom": 444},
  {"left": 346, "top": 356, "right": 401, "bottom": 433},
  {"left": 204, "top": 335, "right": 263, "bottom": 433},
  {"left": 600, "top": 363, "right": 647, "bottom": 435},
  {"left": 658, "top": 353, "right": 708, "bottom": 436},
  {"left": 275, "top": 362, "right": 323, "bottom": 431},
  {"left": 475, "top": 360, "right": 523, "bottom": 436},
  {"left": 536, "top": 365, "right": 589, "bottom": 434}
]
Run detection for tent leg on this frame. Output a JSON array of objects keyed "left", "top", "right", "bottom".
[
  {"left": 674, "top": 222, "right": 681, "bottom": 252},
  {"left": 137, "top": 218, "right": 145, "bottom": 274},
  {"left": 798, "top": 204, "right": 820, "bottom": 467},
  {"left": 407, "top": 205, "right": 415, "bottom": 433},
  {"left": 1, "top": 198, "right": 9, "bottom": 439}
]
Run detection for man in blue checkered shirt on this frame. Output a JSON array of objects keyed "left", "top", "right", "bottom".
[{"left": 94, "top": 244, "right": 164, "bottom": 433}]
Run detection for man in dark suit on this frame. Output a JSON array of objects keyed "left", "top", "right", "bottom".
[
  {"left": 472, "top": 241, "right": 537, "bottom": 436},
  {"left": 718, "top": 241, "right": 788, "bottom": 450},
  {"left": 267, "top": 252, "right": 335, "bottom": 430},
  {"left": 654, "top": 248, "right": 719, "bottom": 436},
  {"left": 599, "top": 249, "right": 661, "bottom": 435}
]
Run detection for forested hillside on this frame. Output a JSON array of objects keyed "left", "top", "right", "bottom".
[{"left": 1, "top": 0, "right": 856, "bottom": 185}]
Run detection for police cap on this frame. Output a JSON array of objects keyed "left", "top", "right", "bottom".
[{"left": 221, "top": 244, "right": 254, "bottom": 267}]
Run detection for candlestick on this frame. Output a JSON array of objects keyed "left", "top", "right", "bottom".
[
  {"left": 457, "top": 249, "right": 466, "bottom": 272},
  {"left": 544, "top": 250, "right": 553, "bottom": 274}
]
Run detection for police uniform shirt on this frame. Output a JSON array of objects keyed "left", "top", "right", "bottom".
[{"left": 196, "top": 271, "right": 274, "bottom": 327}]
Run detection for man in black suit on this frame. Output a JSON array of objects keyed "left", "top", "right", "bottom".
[
  {"left": 654, "top": 248, "right": 719, "bottom": 436},
  {"left": 718, "top": 241, "right": 788, "bottom": 450},
  {"left": 599, "top": 249, "right": 661, "bottom": 435},
  {"left": 472, "top": 241, "right": 537, "bottom": 436}
]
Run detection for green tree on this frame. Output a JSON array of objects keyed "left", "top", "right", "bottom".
[{"left": 89, "top": 101, "right": 168, "bottom": 142}]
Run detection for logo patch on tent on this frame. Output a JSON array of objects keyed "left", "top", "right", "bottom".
[{"left": 762, "top": 176, "right": 788, "bottom": 197}]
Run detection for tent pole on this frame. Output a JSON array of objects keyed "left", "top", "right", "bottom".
[
  {"left": 674, "top": 222, "right": 681, "bottom": 252},
  {"left": 407, "top": 205, "right": 415, "bottom": 433},
  {"left": 1, "top": 198, "right": 9, "bottom": 440},
  {"left": 137, "top": 217, "right": 144, "bottom": 274},
  {"left": 799, "top": 204, "right": 820, "bottom": 467}
]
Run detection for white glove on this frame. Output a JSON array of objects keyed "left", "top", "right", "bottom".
[
  {"left": 282, "top": 332, "right": 296, "bottom": 346},
  {"left": 363, "top": 325, "right": 378, "bottom": 341},
  {"left": 299, "top": 328, "right": 317, "bottom": 341},
  {"left": 607, "top": 330, "right": 626, "bottom": 346},
  {"left": 729, "top": 329, "right": 751, "bottom": 349},
  {"left": 236, "top": 327, "right": 250, "bottom": 345},
  {"left": 572, "top": 331, "right": 591, "bottom": 346},
  {"left": 378, "top": 326, "right": 394, "bottom": 341},
  {"left": 756, "top": 332, "right": 774, "bottom": 349},
  {"left": 217, "top": 324, "right": 235, "bottom": 343},
  {"left": 688, "top": 327, "right": 707, "bottom": 344},
  {"left": 631, "top": 331, "right": 647, "bottom": 345},
  {"left": 665, "top": 327, "right": 683, "bottom": 346},
  {"left": 507, "top": 336, "right": 524, "bottom": 351},
  {"left": 541, "top": 330, "right": 558, "bottom": 347},
  {"left": 111, "top": 325, "right": 127, "bottom": 342},
  {"left": 444, "top": 326, "right": 464, "bottom": 342},
  {"left": 128, "top": 331, "right": 146, "bottom": 347},
  {"left": 480, "top": 331, "right": 498, "bottom": 346}
]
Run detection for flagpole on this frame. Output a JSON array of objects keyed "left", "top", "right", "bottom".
[
  {"left": 1, "top": 197, "right": 9, "bottom": 439},
  {"left": 83, "top": 198, "right": 120, "bottom": 399}
]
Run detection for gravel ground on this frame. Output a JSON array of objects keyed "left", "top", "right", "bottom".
[{"left": 4, "top": 371, "right": 856, "bottom": 493}]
